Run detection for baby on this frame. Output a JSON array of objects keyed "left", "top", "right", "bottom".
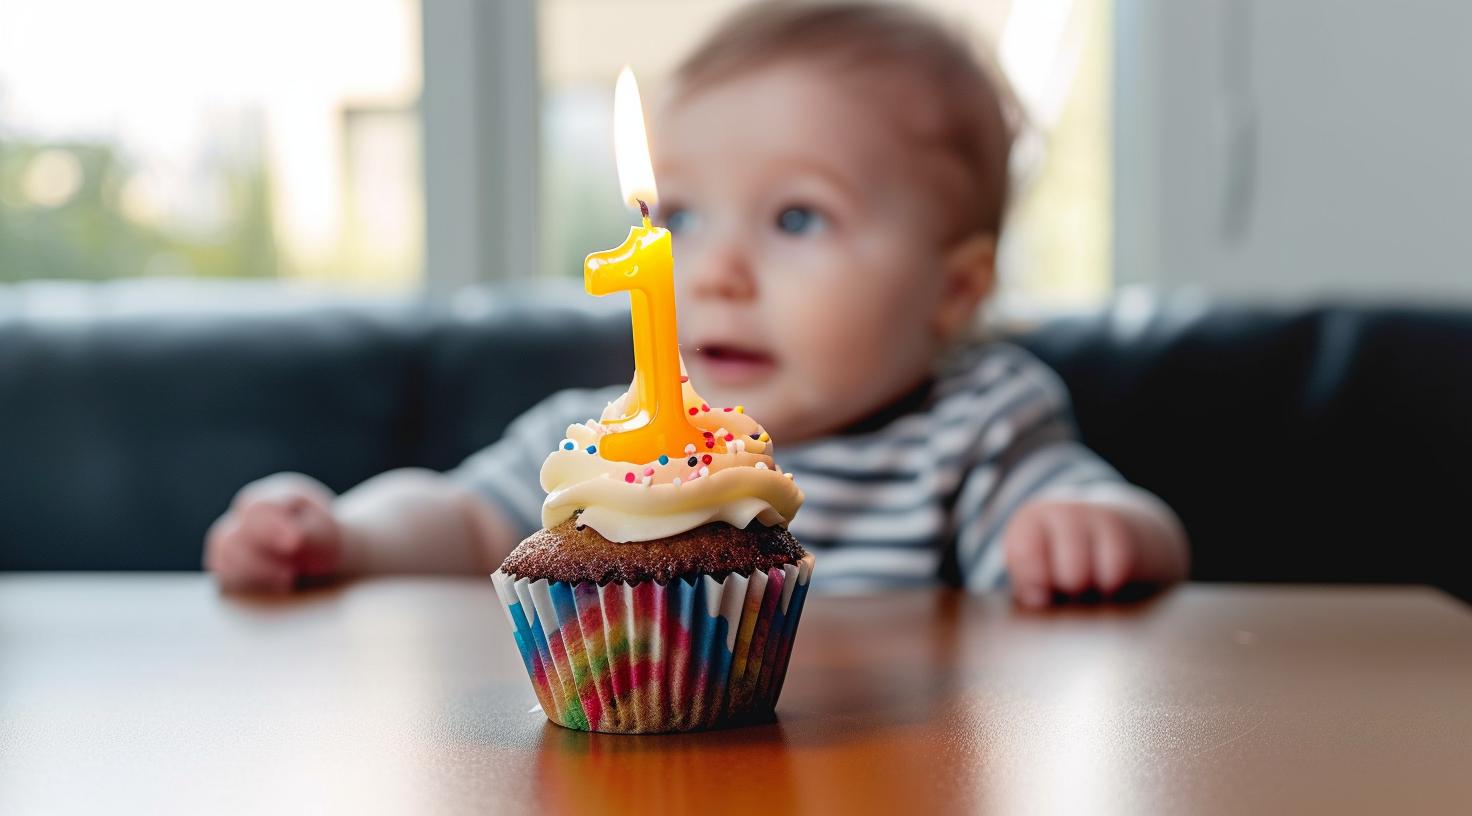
[{"left": 206, "top": 2, "right": 1187, "bottom": 607}]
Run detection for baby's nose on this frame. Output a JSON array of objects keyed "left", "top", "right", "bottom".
[{"left": 686, "top": 242, "right": 757, "bottom": 301}]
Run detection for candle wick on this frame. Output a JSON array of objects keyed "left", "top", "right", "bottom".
[{"left": 637, "top": 199, "right": 650, "bottom": 220}]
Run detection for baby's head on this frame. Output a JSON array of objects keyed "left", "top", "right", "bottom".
[{"left": 658, "top": 1, "right": 1014, "bottom": 443}]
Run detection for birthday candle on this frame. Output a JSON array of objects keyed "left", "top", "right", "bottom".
[{"left": 582, "top": 67, "right": 706, "bottom": 465}]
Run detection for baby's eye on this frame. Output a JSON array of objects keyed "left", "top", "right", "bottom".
[
  {"left": 663, "top": 207, "right": 698, "bottom": 235},
  {"left": 775, "top": 205, "right": 826, "bottom": 235}
]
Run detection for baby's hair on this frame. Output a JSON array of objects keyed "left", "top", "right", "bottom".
[{"left": 669, "top": 0, "right": 1016, "bottom": 242}]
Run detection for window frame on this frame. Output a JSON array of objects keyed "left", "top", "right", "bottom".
[{"left": 420, "top": 0, "right": 540, "bottom": 296}]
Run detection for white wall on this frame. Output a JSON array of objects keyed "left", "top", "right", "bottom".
[{"left": 1115, "top": 0, "right": 1472, "bottom": 303}]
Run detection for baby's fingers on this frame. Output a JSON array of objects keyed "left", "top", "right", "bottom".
[
  {"left": 287, "top": 503, "right": 342, "bottom": 576},
  {"left": 237, "top": 501, "right": 306, "bottom": 557},
  {"left": 1044, "top": 511, "right": 1093, "bottom": 596},
  {"left": 206, "top": 515, "right": 294, "bottom": 594},
  {"left": 1090, "top": 512, "right": 1136, "bottom": 595},
  {"left": 1003, "top": 508, "right": 1052, "bottom": 609},
  {"left": 216, "top": 536, "right": 295, "bottom": 594}
]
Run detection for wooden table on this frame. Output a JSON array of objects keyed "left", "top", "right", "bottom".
[{"left": 2, "top": 576, "right": 1470, "bottom": 814}]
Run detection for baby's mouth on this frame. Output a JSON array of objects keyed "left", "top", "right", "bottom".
[{"left": 691, "top": 343, "right": 778, "bottom": 386}]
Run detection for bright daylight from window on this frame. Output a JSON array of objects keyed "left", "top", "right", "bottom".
[
  {"left": 0, "top": 0, "right": 422, "bottom": 290},
  {"left": 1, "top": 0, "right": 1106, "bottom": 312}
]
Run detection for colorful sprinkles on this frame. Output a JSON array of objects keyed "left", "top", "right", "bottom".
[{"left": 560, "top": 391, "right": 790, "bottom": 491}]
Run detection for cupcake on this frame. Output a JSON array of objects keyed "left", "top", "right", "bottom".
[{"left": 491, "top": 375, "right": 813, "bottom": 734}]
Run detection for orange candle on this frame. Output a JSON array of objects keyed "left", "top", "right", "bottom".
[{"left": 583, "top": 68, "right": 705, "bottom": 465}]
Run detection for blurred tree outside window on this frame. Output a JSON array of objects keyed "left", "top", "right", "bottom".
[
  {"left": 0, "top": 0, "right": 423, "bottom": 290},
  {"left": 538, "top": 0, "right": 1112, "bottom": 314}
]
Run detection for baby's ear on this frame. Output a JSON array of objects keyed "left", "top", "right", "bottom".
[{"left": 933, "top": 233, "right": 997, "bottom": 341}]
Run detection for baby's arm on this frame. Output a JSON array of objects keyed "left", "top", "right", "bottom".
[
  {"left": 949, "top": 347, "right": 1188, "bottom": 606},
  {"left": 1002, "top": 483, "right": 1188, "bottom": 608},
  {"left": 336, "top": 469, "right": 517, "bottom": 576},
  {"left": 204, "top": 469, "right": 518, "bottom": 594},
  {"left": 204, "top": 387, "right": 615, "bottom": 593}
]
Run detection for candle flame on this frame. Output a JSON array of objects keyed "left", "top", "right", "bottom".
[{"left": 614, "top": 66, "right": 657, "bottom": 210}]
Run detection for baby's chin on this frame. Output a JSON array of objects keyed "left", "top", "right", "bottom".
[
  {"left": 688, "top": 360, "right": 780, "bottom": 421},
  {"left": 684, "top": 369, "right": 834, "bottom": 444},
  {"left": 687, "top": 373, "right": 753, "bottom": 415}
]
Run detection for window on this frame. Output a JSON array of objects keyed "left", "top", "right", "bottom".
[
  {"left": 0, "top": 0, "right": 423, "bottom": 290},
  {"left": 2, "top": 0, "right": 1108, "bottom": 306}
]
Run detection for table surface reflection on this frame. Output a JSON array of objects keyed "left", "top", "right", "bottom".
[{"left": 2, "top": 575, "right": 1470, "bottom": 814}]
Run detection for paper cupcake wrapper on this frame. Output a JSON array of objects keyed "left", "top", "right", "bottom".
[{"left": 491, "top": 554, "right": 815, "bottom": 734}]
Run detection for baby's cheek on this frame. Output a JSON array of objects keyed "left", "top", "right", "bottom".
[{"left": 779, "top": 284, "right": 907, "bottom": 407}]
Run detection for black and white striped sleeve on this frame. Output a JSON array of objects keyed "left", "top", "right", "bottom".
[
  {"left": 951, "top": 350, "right": 1123, "bottom": 591},
  {"left": 448, "top": 386, "right": 623, "bottom": 539}
]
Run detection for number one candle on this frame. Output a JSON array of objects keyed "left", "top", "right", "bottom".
[{"left": 584, "top": 67, "right": 706, "bottom": 465}]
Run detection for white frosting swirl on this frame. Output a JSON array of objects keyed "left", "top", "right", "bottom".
[{"left": 539, "top": 372, "right": 804, "bottom": 542}]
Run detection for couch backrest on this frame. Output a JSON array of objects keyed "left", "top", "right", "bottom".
[
  {"left": 1020, "top": 297, "right": 1472, "bottom": 599},
  {"left": 3, "top": 286, "right": 1468, "bottom": 598},
  {"left": 0, "top": 285, "right": 633, "bottom": 571}
]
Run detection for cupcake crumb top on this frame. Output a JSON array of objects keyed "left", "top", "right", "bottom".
[{"left": 499, "top": 517, "right": 807, "bottom": 585}]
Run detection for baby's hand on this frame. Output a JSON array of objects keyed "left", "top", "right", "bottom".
[
  {"left": 204, "top": 474, "right": 343, "bottom": 594},
  {"left": 1002, "top": 496, "right": 1187, "bottom": 608}
]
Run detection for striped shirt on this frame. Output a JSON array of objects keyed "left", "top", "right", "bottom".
[{"left": 452, "top": 342, "right": 1123, "bottom": 593}]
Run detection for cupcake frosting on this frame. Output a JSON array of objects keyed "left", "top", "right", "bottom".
[{"left": 540, "top": 368, "right": 804, "bottom": 543}]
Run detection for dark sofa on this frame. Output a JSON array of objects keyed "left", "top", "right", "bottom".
[{"left": 3, "top": 283, "right": 1469, "bottom": 600}]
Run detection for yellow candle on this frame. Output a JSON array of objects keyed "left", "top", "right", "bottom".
[{"left": 583, "top": 68, "right": 705, "bottom": 465}]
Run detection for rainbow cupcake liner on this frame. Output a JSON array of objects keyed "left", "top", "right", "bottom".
[{"left": 491, "top": 554, "right": 815, "bottom": 734}]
